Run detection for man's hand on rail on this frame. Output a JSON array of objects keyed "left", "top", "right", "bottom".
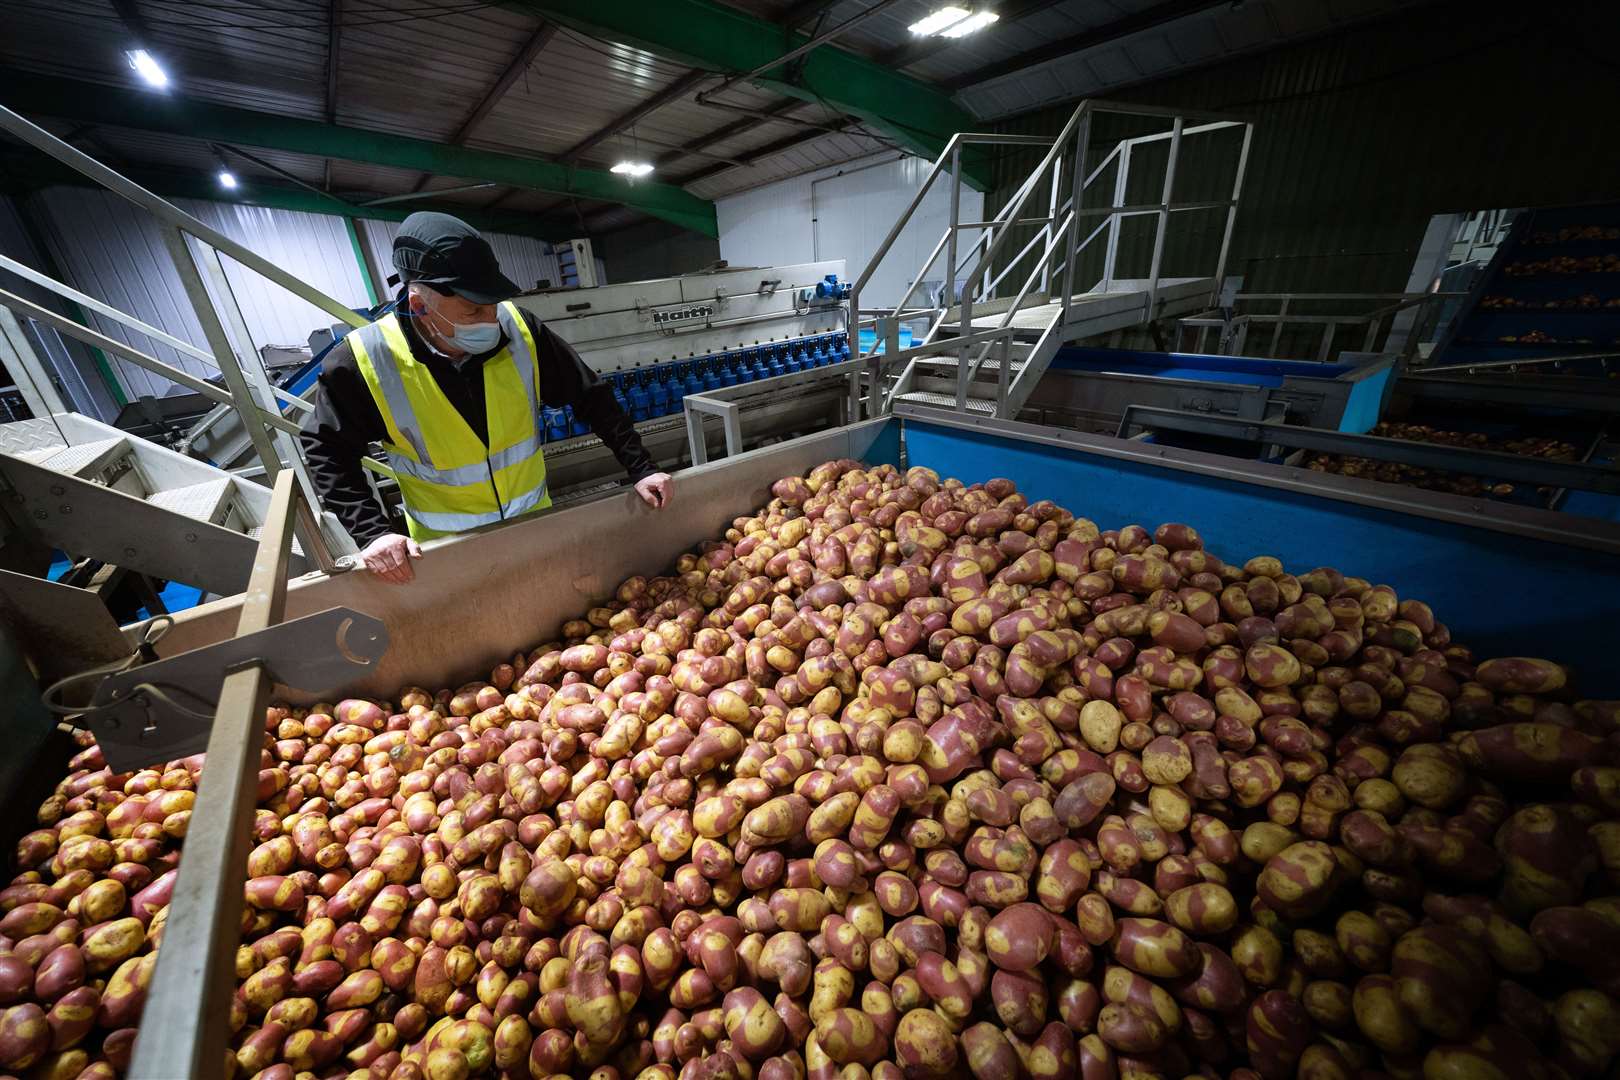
[
  {"left": 360, "top": 533, "right": 424, "bottom": 584},
  {"left": 635, "top": 472, "right": 674, "bottom": 509}
]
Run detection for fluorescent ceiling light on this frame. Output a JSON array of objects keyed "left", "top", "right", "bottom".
[
  {"left": 942, "top": 10, "right": 999, "bottom": 36},
  {"left": 126, "top": 49, "right": 169, "bottom": 89},
  {"left": 908, "top": 6, "right": 970, "bottom": 35},
  {"left": 611, "top": 161, "right": 654, "bottom": 177},
  {"left": 217, "top": 170, "right": 238, "bottom": 190}
]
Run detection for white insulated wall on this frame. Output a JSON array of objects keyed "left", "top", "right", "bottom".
[
  {"left": 716, "top": 153, "right": 984, "bottom": 310},
  {"left": 0, "top": 195, "right": 121, "bottom": 420},
  {"left": 12, "top": 187, "right": 578, "bottom": 405},
  {"left": 32, "top": 187, "right": 374, "bottom": 400}
]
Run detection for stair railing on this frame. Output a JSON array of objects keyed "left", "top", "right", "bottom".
[
  {"left": 852, "top": 98, "right": 1254, "bottom": 418},
  {"left": 0, "top": 103, "right": 368, "bottom": 557}
]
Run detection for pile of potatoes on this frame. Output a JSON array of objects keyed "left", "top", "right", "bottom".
[{"left": 3, "top": 457, "right": 1619, "bottom": 1080}]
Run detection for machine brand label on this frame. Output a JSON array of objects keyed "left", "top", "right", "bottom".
[{"left": 651, "top": 304, "right": 715, "bottom": 325}]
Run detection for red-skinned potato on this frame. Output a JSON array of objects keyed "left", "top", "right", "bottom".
[{"left": 3, "top": 460, "right": 1617, "bottom": 1080}]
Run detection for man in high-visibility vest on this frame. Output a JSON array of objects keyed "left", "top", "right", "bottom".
[{"left": 302, "top": 212, "right": 672, "bottom": 583}]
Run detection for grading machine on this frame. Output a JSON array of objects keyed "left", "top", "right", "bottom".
[{"left": 509, "top": 261, "right": 858, "bottom": 495}]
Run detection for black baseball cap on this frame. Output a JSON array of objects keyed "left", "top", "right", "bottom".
[{"left": 392, "top": 211, "right": 521, "bottom": 304}]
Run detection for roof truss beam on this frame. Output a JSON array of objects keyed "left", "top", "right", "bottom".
[
  {"left": 450, "top": 22, "right": 559, "bottom": 145},
  {"left": 503, "top": 0, "right": 990, "bottom": 188},
  {"left": 944, "top": 0, "right": 1228, "bottom": 90},
  {"left": 0, "top": 151, "right": 572, "bottom": 238},
  {"left": 556, "top": 70, "right": 709, "bottom": 165},
  {"left": 0, "top": 73, "right": 718, "bottom": 236}
]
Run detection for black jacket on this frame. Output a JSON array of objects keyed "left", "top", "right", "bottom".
[{"left": 300, "top": 302, "right": 655, "bottom": 546}]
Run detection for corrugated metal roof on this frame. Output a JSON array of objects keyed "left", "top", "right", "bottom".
[
  {"left": 0, "top": 0, "right": 329, "bottom": 119},
  {"left": 685, "top": 129, "right": 893, "bottom": 199},
  {"left": 470, "top": 31, "right": 731, "bottom": 161},
  {"left": 334, "top": 4, "right": 546, "bottom": 140},
  {"left": 0, "top": 0, "right": 1450, "bottom": 234},
  {"left": 953, "top": 0, "right": 1420, "bottom": 119}
]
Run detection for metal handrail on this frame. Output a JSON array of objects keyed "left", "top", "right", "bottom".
[
  {"left": 0, "top": 252, "right": 312, "bottom": 414},
  {"left": 0, "top": 287, "right": 303, "bottom": 436},
  {"left": 1176, "top": 291, "right": 1474, "bottom": 362},
  {"left": 854, "top": 97, "right": 1253, "bottom": 418},
  {"left": 0, "top": 102, "right": 369, "bottom": 557},
  {"left": 0, "top": 108, "right": 366, "bottom": 331}
]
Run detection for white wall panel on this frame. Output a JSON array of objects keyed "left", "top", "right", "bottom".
[
  {"left": 716, "top": 153, "right": 983, "bottom": 310},
  {"left": 0, "top": 195, "right": 119, "bottom": 419},
  {"left": 179, "top": 198, "right": 372, "bottom": 347},
  {"left": 34, "top": 187, "right": 218, "bottom": 401},
  {"left": 32, "top": 187, "right": 374, "bottom": 399}
]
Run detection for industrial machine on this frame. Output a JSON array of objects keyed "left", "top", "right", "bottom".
[
  {"left": 981, "top": 347, "right": 1397, "bottom": 435},
  {"left": 504, "top": 260, "right": 857, "bottom": 498}
]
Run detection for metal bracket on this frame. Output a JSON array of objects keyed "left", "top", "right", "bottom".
[{"left": 87, "top": 607, "right": 388, "bottom": 771}]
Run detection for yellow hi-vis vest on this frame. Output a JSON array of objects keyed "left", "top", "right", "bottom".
[{"left": 349, "top": 302, "right": 550, "bottom": 541}]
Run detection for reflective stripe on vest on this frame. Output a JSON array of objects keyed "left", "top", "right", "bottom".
[{"left": 349, "top": 302, "right": 551, "bottom": 540}]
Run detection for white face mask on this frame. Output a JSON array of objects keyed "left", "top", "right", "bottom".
[{"left": 413, "top": 298, "right": 502, "bottom": 355}]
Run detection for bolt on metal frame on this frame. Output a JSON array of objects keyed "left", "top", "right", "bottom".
[
  {"left": 0, "top": 103, "right": 370, "bottom": 556},
  {"left": 848, "top": 99, "right": 1253, "bottom": 418}
]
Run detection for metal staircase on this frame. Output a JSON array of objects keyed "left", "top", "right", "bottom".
[
  {"left": 0, "top": 413, "right": 354, "bottom": 596},
  {"left": 850, "top": 100, "right": 1253, "bottom": 419}
]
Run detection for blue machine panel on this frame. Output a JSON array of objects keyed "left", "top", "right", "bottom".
[
  {"left": 1052, "top": 348, "right": 1394, "bottom": 434},
  {"left": 882, "top": 420, "right": 1620, "bottom": 692}
]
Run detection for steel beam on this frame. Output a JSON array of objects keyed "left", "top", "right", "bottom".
[
  {"left": 944, "top": 0, "right": 1228, "bottom": 90},
  {"left": 325, "top": 0, "right": 342, "bottom": 190},
  {"left": 668, "top": 116, "right": 872, "bottom": 193},
  {"left": 0, "top": 151, "right": 571, "bottom": 239},
  {"left": 557, "top": 71, "right": 711, "bottom": 164},
  {"left": 453, "top": 24, "right": 560, "bottom": 144},
  {"left": 697, "top": 0, "right": 906, "bottom": 102},
  {"left": 0, "top": 73, "right": 718, "bottom": 235},
  {"left": 663, "top": 100, "right": 808, "bottom": 168},
  {"left": 406, "top": 23, "right": 558, "bottom": 194},
  {"left": 503, "top": 0, "right": 989, "bottom": 187}
]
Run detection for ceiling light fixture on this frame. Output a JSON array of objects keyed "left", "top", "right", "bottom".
[
  {"left": 611, "top": 161, "right": 654, "bottom": 177},
  {"left": 217, "top": 170, "right": 238, "bottom": 190},
  {"left": 908, "top": 6, "right": 970, "bottom": 35},
  {"left": 126, "top": 49, "right": 170, "bottom": 89},
  {"left": 941, "top": 10, "right": 999, "bottom": 37}
]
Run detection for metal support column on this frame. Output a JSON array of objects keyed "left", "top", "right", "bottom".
[
  {"left": 159, "top": 227, "right": 285, "bottom": 479},
  {"left": 1103, "top": 142, "right": 1130, "bottom": 291},
  {"left": 949, "top": 147, "right": 972, "bottom": 412},
  {"left": 1145, "top": 117, "right": 1183, "bottom": 321},
  {"left": 1269, "top": 297, "right": 1289, "bottom": 358},
  {"left": 1211, "top": 123, "right": 1253, "bottom": 304},
  {"left": 0, "top": 306, "right": 67, "bottom": 419},
  {"left": 1040, "top": 145, "right": 1062, "bottom": 299},
  {"left": 1059, "top": 111, "right": 1091, "bottom": 328},
  {"left": 944, "top": 145, "right": 962, "bottom": 313},
  {"left": 128, "top": 471, "right": 296, "bottom": 1080}
]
